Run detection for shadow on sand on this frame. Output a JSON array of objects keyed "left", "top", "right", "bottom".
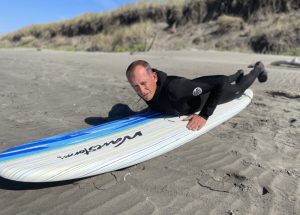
[
  {"left": 85, "top": 103, "right": 137, "bottom": 126},
  {"left": 0, "top": 176, "right": 82, "bottom": 190}
]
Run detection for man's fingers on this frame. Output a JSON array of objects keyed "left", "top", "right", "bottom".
[
  {"left": 186, "top": 120, "right": 204, "bottom": 131},
  {"left": 187, "top": 121, "right": 198, "bottom": 130},
  {"left": 186, "top": 121, "right": 193, "bottom": 130},
  {"left": 183, "top": 115, "right": 206, "bottom": 131}
]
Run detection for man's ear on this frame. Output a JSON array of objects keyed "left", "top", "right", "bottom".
[{"left": 152, "top": 71, "right": 158, "bottom": 83}]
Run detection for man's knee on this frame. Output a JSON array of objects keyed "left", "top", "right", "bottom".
[{"left": 218, "top": 75, "right": 230, "bottom": 84}]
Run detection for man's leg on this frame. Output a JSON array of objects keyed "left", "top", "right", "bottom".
[
  {"left": 189, "top": 62, "right": 267, "bottom": 112},
  {"left": 236, "top": 62, "right": 267, "bottom": 91},
  {"left": 227, "top": 70, "right": 244, "bottom": 83},
  {"left": 218, "top": 62, "right": 267, "bottom": 104}
]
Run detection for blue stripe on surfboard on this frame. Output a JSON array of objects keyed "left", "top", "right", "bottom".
[
  {"left": 0, "top": 119, "right": 143, "bottom": 157},
  {"left": 2, "top": 111, "right": 160, "bottom": 153},
  {"left": 0, "top": 111, "right": 161, "bottom": 153},
  {"left": 0, "top": 112, "right": 163, "bottom": 162},
  {"left": 3, "top": 111, "right": 158, "bottom": 153},
  {"left": 0, "top": 112, "right": 161, "bottom": 161},
  {"left": 2, "top": 113, "right": 153, "bottom": 155}
]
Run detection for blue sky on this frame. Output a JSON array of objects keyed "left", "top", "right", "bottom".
[{"left": 0, "top": 0, "right": 138, "bottom": 35}]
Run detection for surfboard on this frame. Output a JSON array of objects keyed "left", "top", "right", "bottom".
[{"left": 0, "top": 89, "right": 253, "bottom": 182}]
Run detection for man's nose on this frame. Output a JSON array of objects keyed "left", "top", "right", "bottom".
[{"left": 138, "top": 85, "right": 146, "bottom": 95}]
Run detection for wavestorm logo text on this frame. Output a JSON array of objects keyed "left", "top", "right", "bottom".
[{"left": 57, "top": 131, "right": 142, "bottom": 159}]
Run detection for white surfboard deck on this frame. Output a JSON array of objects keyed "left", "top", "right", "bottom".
[{"left": 0, "top": 89, "right": 253, "bottom": 182}]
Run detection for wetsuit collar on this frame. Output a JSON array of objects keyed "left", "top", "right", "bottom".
[{"left": 149, "top": 69, "right": 168, "bottom": 102}]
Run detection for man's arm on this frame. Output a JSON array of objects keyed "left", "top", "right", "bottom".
[{"left": 167, "top": 76, "right": 225, "bottom": 129}]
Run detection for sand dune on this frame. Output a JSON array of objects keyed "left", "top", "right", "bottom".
[{"left": 0, "top": 49, "right": 299, "bottom": 215}]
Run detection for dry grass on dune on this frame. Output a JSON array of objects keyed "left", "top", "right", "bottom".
[{"left": 0, "top": 0, "right": 299, "bottom": 55}]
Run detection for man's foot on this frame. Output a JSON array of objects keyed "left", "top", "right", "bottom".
[
  {"left": 249, "top": 61, "right": 268, "bottom": 83},
  {"left": 256, "top": 62, "right": 268, "bottom": 82}
]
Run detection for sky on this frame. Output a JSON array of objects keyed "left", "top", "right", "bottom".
[{"left": 0, "top": 0, "right": 138, "bottom": 35}]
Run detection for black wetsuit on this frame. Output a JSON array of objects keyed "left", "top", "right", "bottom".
[{"left": 146, "top": 68, "right": 261, "bottom": 119}]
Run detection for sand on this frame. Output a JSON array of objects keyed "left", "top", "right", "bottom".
[{"left": 0, "top": 48, "right": 299, "bottom": 215}]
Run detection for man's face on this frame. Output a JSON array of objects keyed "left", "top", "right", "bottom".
[{"left": 127, "top": 65, "right": 158, "bottom": 101}]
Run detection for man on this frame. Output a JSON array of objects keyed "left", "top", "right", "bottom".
[{"left": 126, "top": 60, "right": 267, "bottom": 131}]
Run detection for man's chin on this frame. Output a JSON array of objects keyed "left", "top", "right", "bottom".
[{"left": 142, "top": 95, "right": 152, "bottom": 101}]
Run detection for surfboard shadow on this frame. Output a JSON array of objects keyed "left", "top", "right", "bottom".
[
  {"left": 85, "top": 103, "right": 147, "bottom": 126},
  {"left": 0, "top": 169, "right": 134, "bottom": 190},
  {"left": 0, "top": 176, "right": 84, "bottom": 190}
]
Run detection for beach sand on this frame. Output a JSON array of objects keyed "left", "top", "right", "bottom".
[{"left": 0, "top": 49, "right": 299, "bottom": 215}]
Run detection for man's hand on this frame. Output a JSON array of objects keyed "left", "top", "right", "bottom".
[{"left": 183, "top": 115, "right": 207, "bottom": 131}]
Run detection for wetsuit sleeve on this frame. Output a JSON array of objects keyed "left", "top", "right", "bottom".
[{"left": 167, "top": 77, "right": 225, "bottom": 119}]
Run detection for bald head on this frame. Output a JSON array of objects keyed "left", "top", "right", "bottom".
[
  {"left": 126, "top": 60, "right": 158, "bottom": 101},
  {"left": 126, "top": 60, "right": 152, "bottom": 78}
]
